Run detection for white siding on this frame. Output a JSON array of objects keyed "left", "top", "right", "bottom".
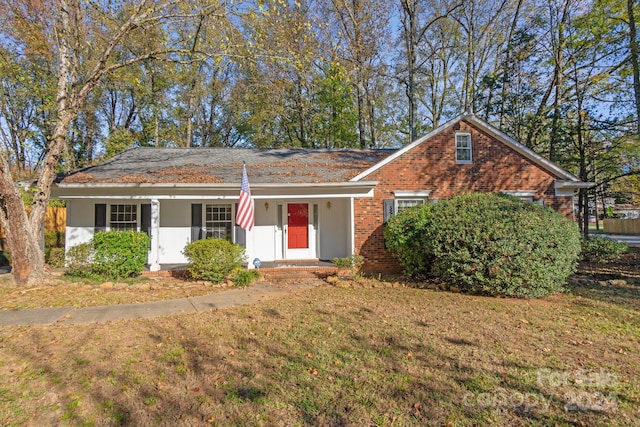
[
  {"left": 65, "top": 200, "right": 97, "bottom": 250},
  {"left": 251, "top": 201, "right": 277, "bottom": 262},
  {"left": 157, "top": 228, "right": 191, "bottom": 263},
  {"left": 319, "top": 199, "right": 348, "bottom": 260},
  {"left": 160, "top": 200, "right": 191, "bottom": 227},
  {"left": 158, "top": 200, "right": 193, "bottom": 264}
]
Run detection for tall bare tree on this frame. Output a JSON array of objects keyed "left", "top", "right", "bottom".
[
  {"left": 397, "top": 0, "right": 461, "bottom": 142},
  {"left": 628, "top": 0, "right": 640, "bottom": 138},
  {"left": 0, "top": 0, "right": 229, "bottom": 285}
]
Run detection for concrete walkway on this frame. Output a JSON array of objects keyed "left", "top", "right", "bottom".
[
  {"left": 599, "top": 234, "right": 640, "bottom": 247},
  {"left": 0, "top": 280, "right": 322, "bottom": 326}
]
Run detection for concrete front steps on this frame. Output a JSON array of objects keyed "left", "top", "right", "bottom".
[
  {"left": 144, "top": 261, "right": 339, "bottom": 281},
  {"left": 258, "top": 265, "right": 338, "bottom": 280}
]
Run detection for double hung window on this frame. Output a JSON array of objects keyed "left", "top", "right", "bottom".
[
  {"left": 456, "top": 133, "right": 472, "bottom": 164},
  {"left": 110, "top": 204, "right": 137, "bottom": 231},
  {"left": 205, "top": 204, "right": 232, "bottom": 240}
]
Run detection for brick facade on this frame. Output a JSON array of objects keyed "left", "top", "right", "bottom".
[{"left": 353, "top": 119, "right": 575, "bottom": 274}]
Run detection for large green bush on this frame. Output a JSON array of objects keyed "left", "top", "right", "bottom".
[
  {"left": 384, "top": 204, "right": 434, "bottom": 279},
  {"left": 183, "top": 238, "right": 246, "bottom": 283},
  {"left": 428, "top": 193, "right": 581, "bottom": 298},
  {"left": 93, "top": 231, "right": 150, "bottom": 279},
  {"left": 385, "top": 193, "right": 582, "bottom": 298}
]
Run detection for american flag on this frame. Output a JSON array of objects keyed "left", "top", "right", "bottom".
[{"left": 236, "top": 164, "right": 254, "bottom": 231}]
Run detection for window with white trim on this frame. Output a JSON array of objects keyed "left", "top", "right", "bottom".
[
  {"left": 384, "top": 190, "right": 432, "bottom": 224},
  {"left": 456, "top": 132, "right": 472, "bottom": 163},
  {"left": 396, "top": 199, "right": 424, "bottom": 213},
  {"left": 205, "top": 204, "right": 232, "bottom": 240},
  {"left": 500, "top": 190, "right": 539, "bottom": 204},
  {"left": 110, "top": 204, "right": 137, "bottom": 231}
]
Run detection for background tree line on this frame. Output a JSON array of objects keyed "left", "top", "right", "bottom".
[{"left": 0, "top": 0, "right": 639, "bottom": 284}]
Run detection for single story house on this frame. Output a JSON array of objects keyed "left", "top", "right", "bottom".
[{"left": 52, "top": 113, "right": 591, "bottom": 273}]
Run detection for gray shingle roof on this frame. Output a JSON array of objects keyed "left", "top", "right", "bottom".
[{"left": 57, "top": 148, "right": 395, "bottom": 185}]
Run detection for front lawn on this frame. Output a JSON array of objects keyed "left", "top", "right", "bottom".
[{"left": 1, "top": 277, "right": 638, "bottom": 425}]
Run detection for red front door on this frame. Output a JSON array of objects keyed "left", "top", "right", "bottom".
[{"left": 287, "top": 204, "right": 309, "bottom": 249}]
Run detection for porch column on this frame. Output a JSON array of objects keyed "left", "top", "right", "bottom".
[
  {"left": 349, "top": 197, "right": 355, "bottom": 255},
  {"left": 149, "top": 199, "right": 161, "bottom": 272},
  {"left": 244, "top": 199, "right": 256, "bottom": 270}
]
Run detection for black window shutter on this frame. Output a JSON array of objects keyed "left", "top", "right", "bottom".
[
  {"left": 191, "top": 204, "right": 202, "bottom": 241},
  {"left": 383, "top": 199, "right": 395, "bottom": 224},
  {"left": 234, "top": 202, "right": 246, "bottom": 245},
  {"left": 141, "top": 204, "right": 151, "bottom": 235},
  {"left": 94, "top": 204, "right": 107, "bottom": 233}
]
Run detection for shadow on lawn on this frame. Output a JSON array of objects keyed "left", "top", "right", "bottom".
[
  {"left": 567, "top": 277, "right": 640, "bottom": 311},
  {"left": 2, "top": 285, "right": 634, "bottom": 426},
  {"left": 569, "top": 251, "right": 640, "bottom": 312}
]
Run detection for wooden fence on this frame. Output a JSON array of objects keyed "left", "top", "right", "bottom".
[
  {"left": 603, "top": 218, "right": 640, "bottom": 234},
  {"left": 0, "top": 207, "right": 66, "bottom": 242}
]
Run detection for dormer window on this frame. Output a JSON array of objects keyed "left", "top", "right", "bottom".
[{"left": 456, "top": 132, "right": 472, "bottom": 164}]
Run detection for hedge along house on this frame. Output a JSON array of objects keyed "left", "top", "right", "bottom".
[{"left": 52, "top": 113, "right": 591, "bottom": 273}]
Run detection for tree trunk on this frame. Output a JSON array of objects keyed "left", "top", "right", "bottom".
[
  {"left": 186, "top": 94, "right": 194, "bottom": 147},
  {"left": 499, "top": 0, "right": 523, "bottom": 128},
  {"left": 463, "top": 0, "right": 476, "bottom": 112},
  {"left": 549, "top": 0, "right": 570, "bottom": 162},
  {"left": 582, "top": 188, "right": 590, "bottom": 238},
  {"left": 0, "top": 153, "right": 47, "bottom": 285},
  {"left": 0, "top": 0, "right": 78, "bottom": 286},
  {"left": 628, "top": 0, "right": 640, "bottom": 138},
  {"left": 400, "top": 0, "right": 418, "bottom": 143},
  {"left": 356, "top": 81, "right": 366, "bottom": 148},
  {"left": 525, "top": 0, "right": 570, "bottom": 150}
]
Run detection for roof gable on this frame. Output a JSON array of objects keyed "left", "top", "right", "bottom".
[{"left": 350, "top": 113, "right": 582, "bottom": 183}]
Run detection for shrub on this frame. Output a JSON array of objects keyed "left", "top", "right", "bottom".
[
  {"left": 0, "top": 251, "right": 10, "bottom": 267},
  {"left": 580, "top": 237, "right": 628, "bottom": 273},
  {"left": 92, "top": 231, "right": 150, "bottom": 279},
  {"left": 183, "top": 238, "right": 245, "bottom": 283},
  {"left": 384, "top": 204, "right": 435, "bottom": 279},
  {"left": 65, "top": 242, "right": 95, "bottom": 277},
  {"left": 230, "top": 268, "right": 261, "bottom": 286},
  {"left": 427, "top": 193, "right": 581, "bottom": 298},
  {"left": 331, "top": 254, "right": 365, "bottom": 270},
  {"left": 580, "top": 237, "right": 628, "bottom": 262},
  {"left": 44, "top": 231, "right": 65, "bottom": 248},
  {"left": 45, "top": 247, "right": 66, "bottom": 268}
]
